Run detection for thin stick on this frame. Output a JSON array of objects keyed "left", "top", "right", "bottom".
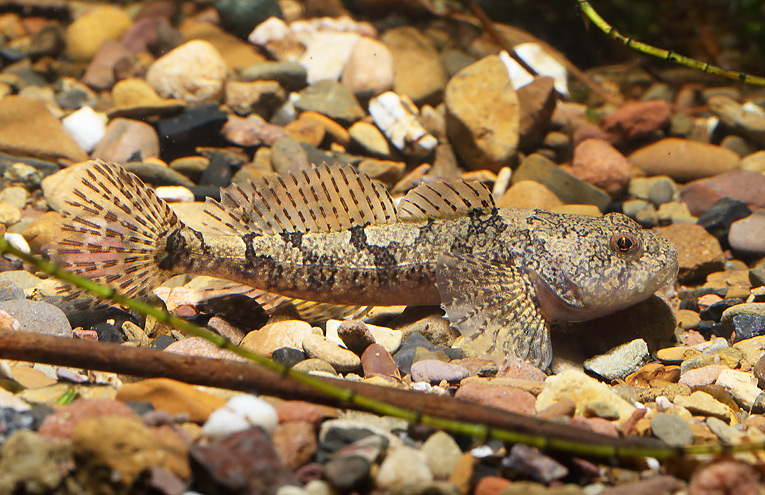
[
  {"left": 2, "top": 238, "right": 765, "bottom": 458},
  {"left": 577, "top": 0, "right": 765, "bottom": 86}
]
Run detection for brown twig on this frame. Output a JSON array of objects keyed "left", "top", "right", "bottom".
[{"left": 0, "top": 329, "right": 641, "bottom": 449}]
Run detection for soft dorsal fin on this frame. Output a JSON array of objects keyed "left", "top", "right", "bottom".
[
  {"left": 397, "top": 180, "right": 495, "bottom": 222},
  {"left": 203, "top": 163, "right": 398, "bottom": 235}
]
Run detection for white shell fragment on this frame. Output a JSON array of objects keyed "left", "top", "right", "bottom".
[
  {"left": 156, "top": 186, "right": 195, "bottom": 203},
  {"left": 62, "top": 106, "right": 106, "bottom": 153},
  {"left": 499, "top": 44, "right": 568, "bottom": 96},
  {"left": 368, "top": 91, "right": 438, "bottom": 155},
  {"left": 202, "top": 394, "right": 279, "bottom": 439}
]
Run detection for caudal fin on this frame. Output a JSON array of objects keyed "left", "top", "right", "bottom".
[{"left": 47, "top": 160, "right": 181, "bottom": 310}]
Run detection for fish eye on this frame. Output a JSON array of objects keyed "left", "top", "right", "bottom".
[{"left": 611, "top": 233, "right": 639, "bottom": 255}]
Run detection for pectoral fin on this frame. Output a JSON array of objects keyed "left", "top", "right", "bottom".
[{"left": 435, "top": 252, "right": 552, "bottom": 369}]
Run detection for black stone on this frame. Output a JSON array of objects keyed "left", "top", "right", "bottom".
[
  {"left": 731, "top": 314, "right": 765, "bottom": 342},
  {"left": 699, "top": 298, "right": 743, "bottom": 322},
  {"left": 271, "top": 347, "right": 306, "bottom": 368},
  {"left": 196, "top": 294, "right": 268, "bottom": 331},
  {"left": 215, "top": 0, "right": 282, "bottom": 39},
  {"left": 323, "top": 456, "right": 371, "bottom": 493},
  {"left": 197, "top": 148, "right": 245, "bottom": 187},
  {"left": 697, "top": 197, "right": 751, "bottom": 244},
  {"left": 91, "top": 322, "right": 124, "bottom": 343},
  {"left": 316, "top": 427, "right": 377, "bottom": 464},
  {"left": 157, "top": 104, "right": 228, "bottom": 161},
  {"left": 696, "top": 320, "right": 729, "bottom": 340},
  {"left": 151, "top": 334, "right": 176, "bottom": 350}
]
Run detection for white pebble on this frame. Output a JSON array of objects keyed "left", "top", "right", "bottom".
[
  {"left": 655, "top": 396, "right": 672, "bottom": 412},
  {"left": 499, "top": 44, "right": 568, "bottom": 96},
  {"left": 4, "top": 233, "right": 29, "bottom": 254},
  {"left": 156, "top": 186, "right": 194, "bottom": 203},
  {"left": 368, "top": 92, "right": 437, "bottom": 154},
  {"left": 202, "top": 394, "right": 278, "bottom": 439},
  {"left": 248, "top": 17, "right": 290, "bottom": 45},
  {"left": 62, "top": 106, "right": 106, "bottom": 152}
]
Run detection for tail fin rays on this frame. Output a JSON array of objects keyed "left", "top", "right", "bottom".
[{"left": 47, "top": 160, "right": 181, "bottom": 309}]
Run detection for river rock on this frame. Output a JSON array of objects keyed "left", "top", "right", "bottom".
[
  {"left": 146, "top": 40, "right": 227, "bottom": 103},
  {"left": 381, "top": 26, "right": 446, "bottom": 105},
  {"left": 629, "top": 138, "right": 740, "bottom": 182}
]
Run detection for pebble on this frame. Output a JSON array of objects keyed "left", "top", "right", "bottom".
[
  {"left": 715, "top": 369, "right": 765, "bottom": 409},
  {"left": 708, "top": 95, "right": 765, "bottom": 146},
  {"left": 381, "top": 26, "right": 446, "bottom": 104},
  {"left": 360, "top": 344, "right": 401, "bottom": 379},
  {"left": 241, "top": 61, "right": 307, "bottom": 90},
  {"left": 674, "top": 391, "right": 731, "bottom": 419},
  {"left": 629, "top": 138, "right": 740, "bottom": 182},
  {"left": 697, "top": 197, "right": 752, "bottom": 244},
  {"left": 146, "top": 40, "right": 227, "bottom": 103},
  {"left": 292, "top": 358, "right": 338, "bottom": 376},
  {"left": 368, "top": 91, "right": 438, "bottom": 155},
  {"left": 116, "top": 378, "right": 226, "bottom": 423},
  {"left": 536, "top": 370, "right": 635, "bottom": 422},
  {"left": 0, "top": 96, "right": 87, "bottom": 162},
  {"left": 497, "top": 180, "right": 564, "bottom": 210},
  {"left": 679, "top": 364, "right": 729, "bottom": 387},
  {"left": 294, "top": 80, "right": 365, "bottom": 124},
  {"left": 729, "top": 210, "right": 765, "bottom": 255},
  {"left": 654, "top": 223, "right": 725, "bottom": 282},
  {"left": 341, "top": 36, "right": 394, "bottom": 99},
  {"left": 300, "top": 31, "right": 360, "bottom": 84},
  {"left": 65, "top": 6, "right": 133, "bottom": 62},
  {"left": 650, "top": 412, "right": 695, "bottom": 446},
  {"left": 226, "top": 80, "right": 287, "bottom": 118},
  {"left": 411, "top": 360, "right": 470, "bottom": 384},
  {"left": 570, "top": 138, "right": 632, "bottom": 197},
  {"left": 164, "top": 336, "right": 244, "bottom": 360},
  {"left": 444, "top": 54, "right": 519, "bottom": 172},
  {"left": 375, "top": 446, "right": 433, "bottom": 493},
  {"left": 679, "top": 169, "right": 765, "bottom": 216},
  {"left": 349, "top": 121, "right": 391, "bottom": 157},
  {"left": 583, "top": 339, "right": 650, "bottom": 381},
  {"left": 455, "top": 381, "right": 536, "bottom": 415},
  {"left": 501, "top": 444, "right": 568, "bottom": 484},
  {"left": 190, "top": 427, "right": 299, "bottom": 495},
  {"left": 302, "top": 334, "right": 361, "bottom": 372},
  {"left": 511, "top": 153, "right": 611, "bottom": 210},
  {"left": 689, "top": 460, "right": 761, "bottom": 495},
  {"left": 61, "top": 106, "right": 105, "bottom": 153},
  {"left": 240, "top": 319, "right": 313, "bottom": 357},
  {"left": 203, "top": 394, "right": 279, "bottom": 439},
  {"left": 91, "top": 117, "right": 160, "bottom": 164},
  {"left": 0, "top": 299, "right": 71, "bottom": 338},
  {"left": 421, "top": 431, "right": 463, "bottom": 479}
]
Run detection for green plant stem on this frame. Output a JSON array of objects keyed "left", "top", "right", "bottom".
[{"left": 577, "top": 0, "right": 765, "bottom": 86}]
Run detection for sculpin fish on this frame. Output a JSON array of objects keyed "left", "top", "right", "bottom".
[{"left": 49, "top": 160, "right": 678, "bottom": 368}]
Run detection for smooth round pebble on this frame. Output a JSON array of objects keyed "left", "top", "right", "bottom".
[
  {"left": 203, "top": 394, "right": 278, "bottom": 439},
  {"left": 410, "top": 359, "right": 469, "bottom": 384},
  {"left": 146, "top": 40, "right": 227, "bottom": 103},
  {"left": 302, "top": 334, "right": 361, "bottom": 372}
]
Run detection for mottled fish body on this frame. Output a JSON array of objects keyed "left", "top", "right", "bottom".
[{"left": 49, "top": 160, "right": 678, "bottom": 368}]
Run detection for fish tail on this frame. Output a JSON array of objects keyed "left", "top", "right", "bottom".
[{"left": 47, "top": 160, "right": 182, "bottom": 309}]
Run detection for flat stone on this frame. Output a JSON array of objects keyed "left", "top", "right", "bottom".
[
  {"left": 0, "top": 299, "right": 71, "bottom": 337},
  {"left": 117, "top": 378, "right": 226, "bottom": 422},
  {"left": 445, "top": 54, "right": 519, "bottom": 172},
  {"left": 303, "top": 334, "right": 361, "bottom": 373},
  {"left": 674, "top": 391, "right": 731, "bottom": 419},
  {"left": 0, "top": 96, "right": 87, "bottom": 162},
  {"left": 715, "top": 368, "right": 764, "bottom": 409},
  {"left": 650, "top": 413, "right": 694, "bottom": 447},
  {"left": 299, "top": 31, "right": 360, "bottom": 84},
  {"left": 732, "top": 333, "right": 765, "bottom": 367},
  {"left": 629, "top": 138, "right": 740, "bottom": 182},
  {"left": 708, "top": 95, "right": 765, "bottom": 146},
  {"left": 361, "top": 343, "right": 400, "bottom": 379},
  {"left": 680, "top": 169, "right": 765, "bottom": 216},
  {"left": 571, "top": 138, "right": 631, "bottom": 197},
  {"left": 294, "top": 80, "right": 365, "bottom": 125},
  {"left": 603, "top": 99, "right": 673, "bottom": 142},
  {"left": 225, "top": 80, "right": 286, "bottom": 118},
  {"left": 583, "top": 339, "right": 650, "bottom": 381},
  {"left": 455, "top": 381, "right": 536, "bottom": 416},
  {"left": 349, "top": 121, "right": 390, "bottom": 157},
  {"left": 164, "top": 337, "right": 243, "bottom": 360},
  {"left": 512, "top": 154, "right": 610, "bottom": 210},
  {"left": 678, "top": 364, "right": 729, "bottom": 388},
  {"left": 240, "top": 61, "right": 307, "bottom": 90},
  {"left": 410, "top": 360, "right": 470, "bottom": 384}
]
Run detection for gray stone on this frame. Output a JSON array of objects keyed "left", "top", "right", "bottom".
[
  {"left": 0, "top": 299, "right": 72, "bottom": 337},
  {"left": 583, "top": 339, "right": 650, "bottom": 381},
  {"left": 512, "top": 154, "right": 610, "bottom": 210},
  {"left": 650, "top": 413, "right": 694, "bottom": 447},
  {"left": 410, "top": 360, "right": 469, "bottom": 384},
  {"left": 240, "top": 61, "right": 307, "bottom": 90},
  {"left": 294, "top": 80, "right": 364, "bottom": 125}
]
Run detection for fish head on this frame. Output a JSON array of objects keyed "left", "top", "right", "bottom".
[{"left": 527, "top": 211, "right": 679, "bottom": 322}]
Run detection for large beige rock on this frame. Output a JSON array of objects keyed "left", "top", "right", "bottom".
[
  {"left": 445, "top": 55, "right": 519, "bottom": 172},
  {"left": 65, "top": 6, "right": 133, "bottom": 61},
  {"left": 146, "top": 40, "right": 227, "bottom": 103},
  {"left": 0, "top": 96, "right": 87, "bottom": 162}
]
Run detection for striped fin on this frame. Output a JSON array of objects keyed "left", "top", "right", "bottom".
[
  {"left": 48, "top": 160, "right": 180, "bottom": 309},
  {"left": 397, "top": 180, "right": 495, "bottom": 221},
  {"left": 203, "top": 163, "right": 398, "bottom": 235}
]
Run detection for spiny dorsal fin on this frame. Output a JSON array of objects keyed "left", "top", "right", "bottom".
[
  {"left": 397, "top": 180, "right": 495, "bottom": 222},
  {"left": 203, "top": 163, "right": 398, "bottom": 235}
]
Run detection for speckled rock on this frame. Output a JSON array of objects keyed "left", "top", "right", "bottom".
[
  {"left": 0, "top": 430, "right": 72, "bottom": 495},
  {"left": 536, "top": 369, "right": 635, "bottom": 422}
]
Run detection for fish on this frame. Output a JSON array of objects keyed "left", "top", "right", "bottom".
[{"left": 47, "top": 159, "right": 679, "bottom": 369}]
